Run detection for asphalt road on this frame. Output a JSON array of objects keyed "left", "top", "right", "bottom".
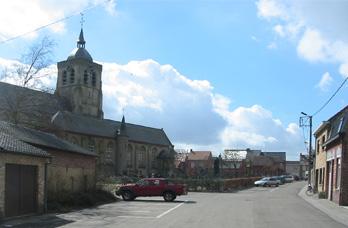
[{"left": 2, "top": 181, "right": 347, "bottom": 228}]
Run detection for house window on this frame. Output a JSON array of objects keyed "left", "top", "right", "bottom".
[
  {"left": 317, "top": 140, "right": 320, "bottom": 154},
  {"left": 92, "top": 72, "right": 96, "bottom": 87},
  {"left": 84, "top": 70, "right": 88, "bottom": 85},
  {"left": 62, "top": 70, "right": 67, "bottom": 85},
  {"left": 70, "top": 69, "right": 75, "bottom": 84},
  {"left": 336, "top": 158, "right": 341, "bottom": 189},
  {"left": 319, "top": 168, "right": 322, "bottom": 184}
]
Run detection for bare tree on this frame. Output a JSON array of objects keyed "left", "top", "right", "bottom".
[
  {"left": 0, "top": 36, "right": 61, "bottom": 128},
  {"left": 223, "top": 150, "right": 246, "bottom": 177}
]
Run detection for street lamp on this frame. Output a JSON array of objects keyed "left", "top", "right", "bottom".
[{"left": 300, "top": 112, "right": 313, "bottom": 187}]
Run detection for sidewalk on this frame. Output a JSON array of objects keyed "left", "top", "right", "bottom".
[{"left": 298, "top": 185, "right": 348, "bottom": 227}]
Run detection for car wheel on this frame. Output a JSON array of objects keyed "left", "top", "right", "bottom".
[
  {"left": 163, "top": 191, "right": 176, "bottom": 202},
  {"left": 122, "top": 191, "right": 134, "bottom": 201}
]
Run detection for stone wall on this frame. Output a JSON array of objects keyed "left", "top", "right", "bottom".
[{"left": 0, "top": 153, "right": 48, "bottom": 218}]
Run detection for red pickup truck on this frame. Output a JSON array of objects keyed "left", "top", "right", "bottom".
[{"left": 116, "top": 178, "right": 187, "bottom": 202}]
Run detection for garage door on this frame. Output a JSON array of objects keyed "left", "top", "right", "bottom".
[{"left": 5, "top": 164, "right": 38, "bottom": 217}]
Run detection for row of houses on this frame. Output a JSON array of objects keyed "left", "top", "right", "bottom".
[
  {"left": 312, "top": 105, "right": 348, "bottom": 205},
  {"left": 175, "top": 149, "right": 287, "bottom": 178}
]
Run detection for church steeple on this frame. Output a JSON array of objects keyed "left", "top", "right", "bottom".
[
  {"left": 119, "top": 115, "right": 128, "bottom": 136},
  {"left": 77, "top": 29, "right": 86, "bottom": 48}
]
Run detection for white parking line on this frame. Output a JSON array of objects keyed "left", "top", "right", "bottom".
[
  {"left": 270, "top": 188, "right": 278, "bottom": 193},
  {"left": 156, "top": 201, "right": 186, "bottom": 218}
]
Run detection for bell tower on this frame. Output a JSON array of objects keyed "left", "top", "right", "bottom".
[{"left": 55, "top": 28, "right": 103, "bottom": 119}]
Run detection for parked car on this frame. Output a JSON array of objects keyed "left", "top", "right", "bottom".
[
  {"left": 254, "top": 177, "right": 279, "bottom": 187},
  {"left": 284, "top": 175, "right": 294, "bottom": 183},
  {"left": 272, "top": 176, "right": 285, "bottom": 185},
  {"left": 116, "top": 178, "right": 188, "bottom": 202}
]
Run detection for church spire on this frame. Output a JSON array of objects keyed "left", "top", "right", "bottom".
[
  {"left": 118, "top": 115, "right": 128, "bottom": 136},
  {"left": 77, "top": 13, "right": 86, "bottom": 48},
  {"left": 77, "top": 29, "right": 86, "bottom": 48}
]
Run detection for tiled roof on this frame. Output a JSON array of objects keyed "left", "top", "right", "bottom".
[
  {"left": 0, "top": 131, "right": 50, "bottom": 158},
  {"left": 187, "top": 151, "right": 212, "bottom": 161},
  {"left": 51, "top": 111, "right": 173, "bottom": 147},
  {"left": 0, "top": 121, "right": 96, "bottom": 157}
]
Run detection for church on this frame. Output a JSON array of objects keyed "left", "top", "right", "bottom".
[{"left": 0, "top": 29, "right": 175, "bottom": 178}]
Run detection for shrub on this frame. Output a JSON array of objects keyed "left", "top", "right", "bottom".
[
  {"left": 48, "top": 189, "right": 117, "bottom": 212},
  {"left": 318, "top": 191, "right": 327, "bottom": 199}
]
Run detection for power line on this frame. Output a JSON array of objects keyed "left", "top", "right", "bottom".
[
  {"left": 0, "top": 0, "right": 111, "bottom": 45},
  {"left": 312, "top": 76, "right": 348, "bottom": 117}
]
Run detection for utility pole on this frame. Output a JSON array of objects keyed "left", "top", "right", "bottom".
[{"left": 300, "top": 112, "right": 313, "bottom": 187}]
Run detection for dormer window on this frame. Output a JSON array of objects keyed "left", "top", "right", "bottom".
[
  {"left": 84, "top": 70, "right": 88, "bottom": 85},
  {"left": 92, "top": 72, "right": 96, "bottom": 87},
  {"left": 70, "top": 69, "right": 75, "bottom": 84},
  {"left": 62, "top": 70, "right": 67, "bottom": 85}
]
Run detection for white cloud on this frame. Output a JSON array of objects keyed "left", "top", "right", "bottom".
[
  {"left": 316, "top": 72, "right": 333, "bottom": 92},
  {"left": 0, "top": 0, "right": 116, "bottom": 42},
  {"left": 256, "top": 0, "right": 348, "bottom": 79},
  {"left": 267, "top": 42, "right": 277, "bottom": 50},
  {"left": 0, "top": 57, "right": 304, "bottom": 159},
  {"left": 256, "top": 0, "right": 288, "bottom": 20}
]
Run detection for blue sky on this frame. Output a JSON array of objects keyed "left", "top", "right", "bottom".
[{"left": 0, "top": 0, "right": 347, "bottom": 160}]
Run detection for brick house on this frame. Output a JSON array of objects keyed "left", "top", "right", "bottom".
[
  {"left": 321, "top": 106, "right": 348, "bottom": 205},
  {"left": 314, "top": 121, "right": 330, "bottom": 194},
  {"left": 185, "top": 151, "right": 213, "bottom": 177},
  {"left": 0, "top": 121, "right": 97, "bottom": 218},
  {"left": 286, "top": 161, "right": 300, "bottom": 177},
  {"left": 246, "top": 150, "right": 286, "bottom": 177}
]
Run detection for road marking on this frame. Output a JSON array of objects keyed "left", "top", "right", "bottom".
[
  {"left": 270, "top": 188, "right": 278, "bottom": 193},
  {"left": 156, "top": 201, "right": 186, "bottom": 218},
  {"left": 117, "top": 216, "right": 155, "bottom": 219}
]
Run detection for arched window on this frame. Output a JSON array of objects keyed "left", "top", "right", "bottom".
[
  {"left": 71, "top": 136, "right": 78, "bottom": 145},
  {"left": 70, "top": 68, "right": 75, "bottom": 84},
  {"left": 152, "top": 147, "right": 158, "bottom": 159},
  {"left": 137, "top": 146, "right": 146, "bottom": 168},
  {"left": 92, "top": 71, "right": 96, "bottom": 87},
  {"left": 106, "top": 142, "right": 113, "bottom": 161},
  {"left": 84, "top": 70, "right": 88, "bottom": 85},
  {"left": 62, "top": 70, "right": 67, "bottom": 85},
  {"left": 127, "top": 145, "right": 133, "bottom": 167}
]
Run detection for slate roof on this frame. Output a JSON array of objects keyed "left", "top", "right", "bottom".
[
  {"left": 262, "top": 152, "right": 286, "bottom": 161},
  {"left": 0, "top": 82, "right": 69, "bottom": 127},
  {"left": 324, "top": 106, "right": 348, "bottom": 146},
  {"left": 0, "top": 131, "right": 50, "bottom": 158},
  {"left": 0, "top": 121, "right": 96, "bottom": 157},
  {"left": 51, "top": 111, "right": 173, "bottom": 147},
  {"left": 187, "top": 151, "right": 212, "bottom": 161}
]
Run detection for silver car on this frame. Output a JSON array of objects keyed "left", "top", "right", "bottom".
[{"left": 254, "top": 177, "right": 279, "bottom": 187}]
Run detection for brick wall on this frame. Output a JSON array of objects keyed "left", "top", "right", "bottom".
[
  {"left": 0, "top": 153, "right": 48, "bottom": 218},
  {"left": 340, "top": 138, "right": 348, "bottom": 205},
  {"left": 46, "top": 150, "right": 96, "bottom": 195}
]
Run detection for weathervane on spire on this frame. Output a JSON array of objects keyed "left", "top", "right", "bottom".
[{"left": 80, "top": 13, "right": 85, "bottom": 29}]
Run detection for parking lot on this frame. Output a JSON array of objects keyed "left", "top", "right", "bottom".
[{"left": 4, "top": 183, "right": 345, "bottom": 228}]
